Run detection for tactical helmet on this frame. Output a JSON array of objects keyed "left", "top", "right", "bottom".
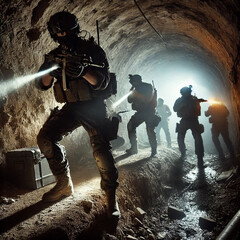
[
  {"left": 158, "top": 98, "right": 164, "bottom": 103},
  {"left": 180, "top": 86, "right": 192, "bottom": 96},
  {"left": 47, "top": 11, "right": 80, "bottom": 41},
  {"left": 129, "top": 74, "right": 142, "bottom": 83}
]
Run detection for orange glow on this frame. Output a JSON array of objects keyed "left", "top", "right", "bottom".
[{"left": 208, "top": 98, "right": 222, "bottom": 105}]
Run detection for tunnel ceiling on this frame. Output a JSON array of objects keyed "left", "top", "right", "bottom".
[
  {"left": 0, "top": 0, "right": 239, "bottom": 75},
  {"left": 0, "top": 0, "right": 239, "bottom": 159}
]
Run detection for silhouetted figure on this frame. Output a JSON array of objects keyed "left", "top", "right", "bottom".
[
  {"left": 205, "top": 102, "right": 235, "bottom": 159},
  {"left": 173, "top": 86, "right": 206, "bottom": 168},
  {"left": 156, "top": 98, "right": 172, "bottom": 147},
  {"left": 126, "top": 74, "right": 160, "bottom": 157},
  {"left": 35, "top": 11, "right": 120, "bottom": 219}
]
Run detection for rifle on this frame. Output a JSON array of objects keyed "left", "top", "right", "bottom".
[
  {"left": 117, "top": 110, "right": 130, "bottom": 114},
  {"left": 45, "top": 49, "right": 105, "bottom": 91},
  {"left": 198, "top": 98, "right": 208, "bottom": 103},
  {"left": 45, "top": 52, "right": 105, "bottom": 68}
]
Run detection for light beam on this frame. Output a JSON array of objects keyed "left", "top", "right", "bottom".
[
  {"left": 0, "top": 65, "right": 58, "bottom": 98},
  {"left": 112, "top": 91, "right": 133, "bottom": 109}
]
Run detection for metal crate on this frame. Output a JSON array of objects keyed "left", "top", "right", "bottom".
[{"left": 6, "top": 147, "right": 55, "bottom": 189}]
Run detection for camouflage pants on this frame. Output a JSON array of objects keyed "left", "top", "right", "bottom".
[
  {"left": 156, "top": 120, "right": 171, "bottom": 145},
  {"left": 37, "top": 99, "right": 118, "bottom": 191},
  {"left": 211, "top": 124, "right": 234, "bottom": 157},
  {"left": 176, "top": 118, "right": 204, "bottom": 157},
  {"left": 127, "top": 111, "right": 158, "bottom": 151}
]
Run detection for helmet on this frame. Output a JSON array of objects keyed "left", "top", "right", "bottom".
[
  {"left": 180, "top": 86, "right": 192, "bottom": 96},
  {"left": 158, "top": 98, "right": 164, "bottom": 104},
  {"left": 47, "top": 11, "right": 80, "bottom": 41},
  {"left": 129, "top": 74, "right": 142, "bottom": 83}
]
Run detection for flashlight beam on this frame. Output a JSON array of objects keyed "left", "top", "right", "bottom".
[
  {"left": 208, "top": 99, "right": 222, "bottom": 105},
  {"left": 0, "top": 65, "right": 58, "bottom": 99},
  {"left": 112, "top": 91, "right": 133, "bottom": 109}
]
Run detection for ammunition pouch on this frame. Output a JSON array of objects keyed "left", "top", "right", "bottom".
[
  {"left": 53, "top": 72, "right": 117, "bottom": 103},
  {"left": 153, "top": 114, "right": 161, "bottom": 127},
  {"left": 199, "top": 124, "right": 204, "bottom": 134},
  {"left": 91, "top": 72, "right": 117, "bottom": 99},
  {"left": 102, "top": 117, "right": 119, "bottom": 141},
  {"left": 175, "top": 123, "right": 180, "bottom": 133}
]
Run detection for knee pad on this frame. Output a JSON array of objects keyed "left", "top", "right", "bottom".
[{"left": 37, "top": 131, "right": 54, "bottom": 158}]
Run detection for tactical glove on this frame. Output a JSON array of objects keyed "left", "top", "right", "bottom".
[
  {"left": 49, "top": 66, "right": 62, "bottom": 78},
  {"left": 65, "top": 62, "right": 85, "bottom": 78}
]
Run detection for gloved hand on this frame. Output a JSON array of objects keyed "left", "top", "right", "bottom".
[
  {"left": 49, "top": 65, "right": 62, "bottom": 78},
  {"left": 65, "top": 62, "right": 85, "bottom": 78}
]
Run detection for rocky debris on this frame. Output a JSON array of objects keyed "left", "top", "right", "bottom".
[
  {"left": 216, "top": 170, "right": 233, "bottom": 181},
  {"left": 125, "top": 229, "right": 135, "bottom": 236},
  {"left": 148, "top": 233, "right": 155, "bottom": 240},
  {"left": 185, "top": 228, "right": 197, "bottom": 237},
  {"left": 167, "top": 206, "right": 186, "bottom": 219},
  {"left": 133, "top": 217, "right": 144, "bottom": 227},
  {"left": 105, "top": 233, "right": 118, "bottom": 240},
  {"left": 134, "top": 207, "right": 146, "bottom": 221},
  {"left": 81, "top": 199, "right": 93, "bottom": 213},
  {"left": 199, "top": 216, "right": 217, "bottom": 231},
  {"left": 157, "top": 232, "right": 167, "bottom": 239},
  {"left": 0, "top": 196, "right": 15, "bottom": 204},
  {"left": 126, "top": 235, "right": 138, "bottom": 240}
]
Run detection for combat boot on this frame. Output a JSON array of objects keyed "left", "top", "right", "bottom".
[
  {"left": 126, "top": 146, "right": 138, "bottom": 155},
  {"left": 105, "top": 189, "right": 121, "bottom": 219},
  {"left": 150, "top": 148, "right": 157, "bottom": 157},
  {"left": 42, "top": 172, "right": 74, "bottom": 202}
]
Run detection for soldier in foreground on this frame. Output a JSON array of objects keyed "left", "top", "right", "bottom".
[
  {"left": 126, "top": 74, "right": 160, "bottom": 157},
  {"left": 35, "top": 11, "right": 120, "bottom": 219},
  {"left": 205, "top": 101, "right": 235, "bottom": 160},
  {"left": 156, "top": 98, "right": 172, "bottom": 147},
  {"left": 173, "top": 86, "right": 206, "bottom": 168}
]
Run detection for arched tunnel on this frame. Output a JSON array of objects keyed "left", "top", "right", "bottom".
[{"left": 0, "top": 1, "right": 240, "bottom": 239}]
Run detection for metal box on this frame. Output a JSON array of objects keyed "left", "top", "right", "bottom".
[{"left": 6, "top": 147, "right": 55, "bottom": 189}]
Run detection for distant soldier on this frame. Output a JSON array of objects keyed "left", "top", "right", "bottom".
[
  {"left": 126, "top": 74, "right": 160, "bottom": 157},
  {"left": 156, "top": 98, "right": 172, "bottom": 147},
  {"left": 205, "top": 102, "right": 235, "bottom": 159},
  {"left": 173, "top": 86, "right": 206, "bottom": 168}
]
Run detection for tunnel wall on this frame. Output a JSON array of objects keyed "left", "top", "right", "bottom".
[{"left": 0, "top": 0, "right": 239, "bottom": 168}]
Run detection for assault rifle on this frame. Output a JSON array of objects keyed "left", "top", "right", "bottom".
[
  {"left": 198, "top": 98, "right": 208, "bottom": 103},
  {"left": 45, "top": 52, "right": 105, "bottom": 68},
  {"left": 45, "top": 49, "right": 105, "bottom": 91}
]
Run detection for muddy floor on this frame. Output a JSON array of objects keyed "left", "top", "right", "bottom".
[{"left": 0, "top": 142, "right": 240, "bottom": 240}]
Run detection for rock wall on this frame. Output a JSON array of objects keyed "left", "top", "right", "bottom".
[{"left": 0, "top": 0, "right": 239, "bottom": 167}]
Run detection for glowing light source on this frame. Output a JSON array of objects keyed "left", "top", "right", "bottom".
[
  {"left": 112, "top": 91, "right": 133, "bottom": 109},
  {"left": 208, "top": 98, "right": 222, "bottom": 105},
  {"left": 0, "top": 65, "right": 58, "bottom": 98}
]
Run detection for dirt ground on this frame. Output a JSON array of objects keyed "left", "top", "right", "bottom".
[{"left": 0, "top": 142, "right": 240, "bottom": 240}]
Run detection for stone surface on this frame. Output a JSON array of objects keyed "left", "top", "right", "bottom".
[
  {"left": 135, "top": 207, "right": 146, "bottom": 220},
  {"left": 199, "top": 216, "right": 217, "bottom": 231},
  {"left": 167, "top": 206, "right": 186, "bottom": 219}
]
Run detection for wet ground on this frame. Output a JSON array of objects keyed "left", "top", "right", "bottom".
[
  {"left": 0, "top": 143, "right": 240, "bottom": 240},
  {"left": 121, "top": 147, "right": 240, "bottom": 240}
]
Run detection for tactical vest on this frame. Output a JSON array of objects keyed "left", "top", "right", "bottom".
[
  {"left": 176, "top": 96, "right": 201, "bottom": 118},
  {"left": 53, "top": 72, "right": 117, "bottom": 103}
]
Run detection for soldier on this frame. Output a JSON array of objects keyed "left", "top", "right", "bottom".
[
  {"left": 205, "top": 102, "right": 235, "bottom": 159},
  {"left": 126, "top": 74, "right": 160, "bottom": 157},
  {"left": 156, "top": 98, "right": 172, "bottom": 147},
  {"left": 173, "top": 86, "right": 206, "bottom": 168},
  {"left": 35, "top": 11, "right": 120, "bottom": 219}
]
